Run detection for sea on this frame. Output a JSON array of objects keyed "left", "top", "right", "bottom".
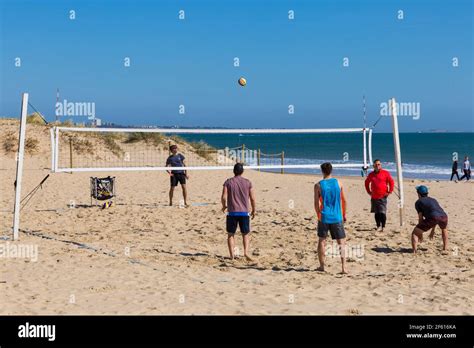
[{"left": 177, "top": 132, "right": 474, "bottom": 180}]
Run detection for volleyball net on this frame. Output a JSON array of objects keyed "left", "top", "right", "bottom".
[{"left": 51, "top": 127, "right": 373, "bottom": 172}]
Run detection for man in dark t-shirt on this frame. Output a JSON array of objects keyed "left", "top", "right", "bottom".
[
  {"left": 411, "top": 185, "right": 448, "bottom": 254},
  {"left": 166, "top": 145, "right": 189, "bottom": 207}
]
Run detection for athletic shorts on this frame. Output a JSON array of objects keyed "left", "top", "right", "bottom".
[
  {"left": 170, "top": 173, "right": 186, "bottom": 187},
  {"left": 317, "top": 221, "right": 346, "bottom": 240},
  {"left": 416, "top": 216, "right": 448, "bottom": 231},
  {"left": 226, "top": 215, "right": 250, "bottom": 234}
]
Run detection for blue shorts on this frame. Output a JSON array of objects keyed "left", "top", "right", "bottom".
[
  {"left": 226, "top": 215, "right": 250, "bottom": 234},
  {"left": 317, "top": 221, "right": 346, "bottom": 240}
]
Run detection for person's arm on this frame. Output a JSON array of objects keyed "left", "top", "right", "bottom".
[
  {"left": 165, "top": 158, "right": 172, "bottom": 176},
  {"left": 415, "top": 201, "right": 423, "bottom": 224},
  {"left": 387, "top": 172, "right": 395, "bottom": 195},
  {"left": 364, "top": 175, "right": 372, "bottom": 195},
  {"left": 249, "top": 187, "right": 256, "bottom": 219},
  {"left": 221, "top": 186, "right": 227, "bottom": 213},
  {"left": 181, "top": 155, "right": 188, "bottom": 178},
  {"left": 417, "top": 212, "right": 424, "bottom": 225},
  {"left": 182, "top": 160, "right": 189, "bottom": 178},
  {"left": 314, "top": 183, "right": 321, "bottom": 219},
  {"left": 339, "top": 181, "right": 347, "bottom": 222}
]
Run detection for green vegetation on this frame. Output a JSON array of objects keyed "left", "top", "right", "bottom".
[
  {"left": 100, "top": 133, "right": 124, "bottom": 156},
  {"left": 125, "top": 132, "right": 165, "bottom": 146},
  {"left": 2, "top": 130, "right": 39, "bottom": 154},
  {"left": 26, "top": 112, "right": 45, "bottom": 125},
  {"left": 70, "top": 136, "right": 94, "bottom": 154},
  {"left": 188, "top": 140, "right": 216, "bottom": 161},
  {"left": 25, "top": 137, "right": 39, "bottom": 154},
  {"left": 2, "top": 131, "right": 17, "bottom": 153}
]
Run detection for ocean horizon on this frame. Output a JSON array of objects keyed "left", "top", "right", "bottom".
[{"left": 173, "top": 132, "right": 474, "bottom": 181}]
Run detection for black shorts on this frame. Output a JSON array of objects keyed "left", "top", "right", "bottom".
[
  {"left": 416, "top": 216, "right": 448, "bottom": 231},
  {"left": 226, "top": 215, "right": 250, "bottom": 234},
  {"left": 170, "top": 173, "right": 186, "bottom": 187},
  {"left": 317, "top": 221, "right": 346, "bottom": 240}
]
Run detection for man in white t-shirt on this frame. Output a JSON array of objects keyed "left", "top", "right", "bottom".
[{"left": 460, "top": 156, "right": 471, "bottom": 181}]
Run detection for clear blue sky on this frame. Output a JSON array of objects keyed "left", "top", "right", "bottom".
[{"left": 0, "top": 0, "right": 472, "bottom": 131}]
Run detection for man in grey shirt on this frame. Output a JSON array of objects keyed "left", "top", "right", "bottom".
[{"left": 221, "top": 163, "right": 256, "bottom": 261}]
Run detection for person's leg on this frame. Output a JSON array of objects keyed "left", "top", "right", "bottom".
[
  {"left": 226, "top": 216, "right": 238, "bottom": 259},
  {"left": 317, "top": 237, "right": 326, "bottom": 271},
  {"left": 181, "top": 184, "right": 188, "bottom": 206},
  {"left": 450, "top": 172, "right": 455, "bottom": 181},
  {"left": 441, "top": 229, "right": 448, "bottom": 251},
  {"left": 429, "top": 226, "right": 436, "bottom": 239},
  {"left": 239, "top": 216, "right": 252, "bottom": 261},
  {"left": 380, "top": 213, "right": 387, "bottom": 230},
  {"left": 411, "top": 227, "right": 424, "bottom": 254},
  {"left": 455, "top": 172, "right": 460, "bottom": 180},
  {"left": 227, "top": 234, "right": 235, "bottom": 259},
  {"left": 336, "top": 238, "right": 347, "bottom": 274},
  {"left": 460, "top": 170, "right": 467, "bottom": 181},
  {"left": 169, "top": 186, "right": 175, "bottom": 206},
  {"left": 242, "top": 233, "right": 252, "bottom": 261},
  {"left": 374, "top": 213, "right": 381, "bottom": 228}
]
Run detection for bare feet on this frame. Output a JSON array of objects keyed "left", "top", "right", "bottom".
[
  {"left": 316, "top": 266, "right": 325, "bottom": 272},
  {"left": 340, "top": 270, "right": 348, "bottom": 275},
  {"left": 244, "top": 254, "right": 253, "bottom": 262}
]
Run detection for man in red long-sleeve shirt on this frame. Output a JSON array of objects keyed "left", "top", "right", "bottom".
[{"left": 364, "top": 159, "right": 394, "bottom": 231}]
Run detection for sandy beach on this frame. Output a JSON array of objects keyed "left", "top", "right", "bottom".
[{"left": 1, "top": 121, "right": 473, "bottom": 315}]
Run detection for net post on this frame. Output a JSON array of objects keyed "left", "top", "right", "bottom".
[
  {"left": 281, "top": 151, "right": 284, "bottom": 174},
  {"left": 13, "top": 92, "right": 29, "bottom": 241},
  {"left": 363, "top": 128, "right": 367, "bottom": 168},
  {"left": 54, "top": 126, "right": 59, "bottom": 172},
  {"left": 390, "top": 98, "right": 404, "bottom": 227},
  {"left": 50, "top": 127, "right": 55, "bottom": 172},
  {"left": 69, "top": 137, "right": 73, "bottom": 170},
  {"left": 368, "top": 128, "right": 373, "bottom": 165}
]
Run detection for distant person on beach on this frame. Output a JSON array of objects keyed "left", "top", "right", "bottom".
[
  {"left": 166, "top": 145, "right": 189, "bottom": 207},
  {"left": 450, "top": 160, "right": 459, "bottom": 181},
  {"left": 411, "top": 185, "right": 448, "bottom": 254},
  {"left": 314, "top": 162, "right": 347, "bottom": 274},
  {"left": 459, "top": 156, "right": 471, "bottom": 181},
  {"left": 221, "top": 163, "right": 256, "bottom": 261},
  {"left": 364, "top": 159, "right": 394, "bottom": 232}
]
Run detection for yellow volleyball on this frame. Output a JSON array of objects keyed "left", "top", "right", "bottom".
[{"left": 238, "top": 77, "right": 247, "bottom": 86}]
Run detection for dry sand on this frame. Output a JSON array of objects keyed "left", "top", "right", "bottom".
[{"left": 1, "top": 121, "right": 473, "bottom": 315}]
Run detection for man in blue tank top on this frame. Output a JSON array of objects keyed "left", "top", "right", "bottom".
[{"left": 314, "top": 162, "right": 347, "bottom": 274}]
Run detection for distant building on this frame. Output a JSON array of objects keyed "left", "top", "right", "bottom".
[{"left": 85, "top": 118, "right": 102, "bottom": 127}]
